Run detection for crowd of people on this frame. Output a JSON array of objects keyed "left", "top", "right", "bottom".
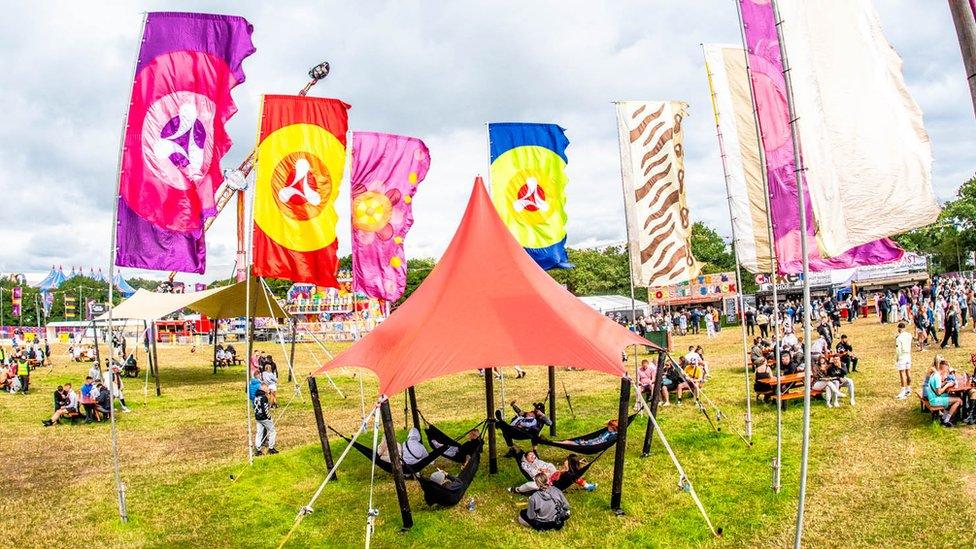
[
  {"left": 608, "top": 306, "right": 726, "bottom": 338},
  {"left": 0, "top": 335, "right": 51, "bottom": 394}
]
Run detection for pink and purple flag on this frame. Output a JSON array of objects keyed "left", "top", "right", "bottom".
[
  {"left": 349, "top": 132, "right": 431, "bottom": 301},
  {"left": 115, "top": 12, "right": 255, "bottom": 273},
  {"left": 738, "top": 0, "right": 902, "bottom": 274}
]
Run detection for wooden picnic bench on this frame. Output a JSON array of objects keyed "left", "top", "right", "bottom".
[
  {"left": 915, "top": 390, "right": 945, "bottom": 419},
  {"left": 755, "top": 372, "right": 823, "bottom": 408}
]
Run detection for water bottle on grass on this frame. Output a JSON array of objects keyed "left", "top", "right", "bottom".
[{"left": 467, "top": 497, "right": 476, "bottom": 512}]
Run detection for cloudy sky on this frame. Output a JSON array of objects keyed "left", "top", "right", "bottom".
[{"left": 1, "top": 1, "right": 973, "bottom": 283}]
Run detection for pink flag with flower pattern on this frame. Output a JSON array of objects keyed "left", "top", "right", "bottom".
[{"left": 350, "top": 132, "right": 431, "bottom": 301}]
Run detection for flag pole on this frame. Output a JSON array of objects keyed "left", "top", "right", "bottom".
[
  {"left": 610, "top": 101, "right": 642, "bottom": 395},
  {"left": 734, "top": 0, "right": 784, "bottom": 492},
  {"left": 103, "top": 11, "right": 148, "bottom": 524},
  {"left": 949, "top": 0, "right": 976, "bottom": 117},
  {"left": 701, "top": 45, "right": 753, "bottom": 441},
  {"left": 769, "top": 1, "right": 814, "bottom": 545}
]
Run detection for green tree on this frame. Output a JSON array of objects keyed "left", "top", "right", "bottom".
[{"left": 894, "top": 176, "right": 976, "bottom": 273}]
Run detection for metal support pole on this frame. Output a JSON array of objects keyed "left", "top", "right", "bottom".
[
  {"left": 308, "top": 377, "right": 337, "bottom": 478},
  {"left": 407, "top": 386, "right": 420, "bottom": 432},
  {"left": 610, "top": 376, "right": 632, "bottom": 513},
  {"left": 380, "top": 398, "right": 413, "bottom": 530},
  {"left": 288, "top": 316, "right": 297, "bottom": 383},
  {"left": 642, "top": 351, "right": 667, "bottom": 456},
  {"left": 769, "top": 2, "right": 815, "bottom": 545},
  {"left": 547, "top": 365, "right": 557, "bottom": 437},
  {"left": 949, "top": 0, "right": 976, "bottom": 117},
  {"left": 485, "top": 371, "right": 498, "bottom": 474},
  {"left": 212, "top": 322, "right": 219, "bottom": 375},
  {"left": 150, "top": 327, "right": 161, "bottom": 397}
]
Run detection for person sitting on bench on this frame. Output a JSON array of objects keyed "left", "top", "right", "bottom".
[
  {"left": 925, "top": 357, "right": 963, "bottom": 427},
  {"left": 517, "top": 473, "right": 571, "bottom": 531},
  {"left": 811, "top": 356, "right": 842, "bottom": 408},
  {"left": 827, "top": 355, "right": 856, "bottom": 406},
  {"left": 835, "top": 335, "right": 858, "bottom": 373},
  {"left": 636, "top": 359, "right": 656, "bottom": 404},
  {"left": 43, "top": 383, "right": 78, "bottom": 426},
  {"left": 93, "top": 382, "right": 111, "bottom": 421}
]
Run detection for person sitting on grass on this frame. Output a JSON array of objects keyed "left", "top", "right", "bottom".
[
  {"left": 261, "top": 364, "right": 278, "bottom": 408},
  {"left": 925, "top": 357, "right": 962, "bottom": 427},
  {"left": 517, "top": 473, "right": 571, "bottom": 531},
  {"left": 835, "top": 335, "right": 859, "bottom": 373},
  {"left": 559, "top": 419, "right": 618, "bottom": 447},
  {"left": 253, "top": 382, "right": 278, "bottom": 455},
  {"left": 43, "top": 383, "right": 78, "bottom": 426}
]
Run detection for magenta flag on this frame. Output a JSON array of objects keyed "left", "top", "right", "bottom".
[
  {"left": 350, "top": 132, "right": 431, "bottom": 301},
  {"left": 739, "top": 0, "right": 902, "bottom": 274},
  {"left": 115, "top": 12, "right": 255, "bottom": 273}
]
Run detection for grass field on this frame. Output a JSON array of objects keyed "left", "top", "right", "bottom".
[{"left": 2, "top": 316, "right": 975, "bottom": 548}]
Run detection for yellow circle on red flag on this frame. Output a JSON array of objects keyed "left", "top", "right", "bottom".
[{"left": 254, "top": 123, "right": 344, "bottom": 252}]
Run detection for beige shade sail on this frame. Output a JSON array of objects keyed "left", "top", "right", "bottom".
[{"left": 98, "top": 277, "right": 286, "bottom": 321}]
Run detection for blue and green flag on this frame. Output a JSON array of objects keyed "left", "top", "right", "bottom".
[{"left": 488, "top": 123, "right": 572, "bottom": 270}]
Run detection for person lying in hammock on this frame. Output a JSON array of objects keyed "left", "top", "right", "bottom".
[
  {"left": 430, "top": 428, "right": 482, "bottom": 461},
  {"left": 400, "top": 428, "right": 430, "bottom": 467},
  {"left": 510, "top": 451, "right": 596, "bottom": 494},
  {"left": 499, "top": 401, "right": 551, "bottom": 456},
  {"left": 428, "top": 468, "right": 465, "bottom": 493},
  {"left": 557, "top": 419, "right": 618, "bottom": 447}
]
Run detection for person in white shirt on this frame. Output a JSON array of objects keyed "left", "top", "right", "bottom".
[
  {"left": 261, "top": 364, "right": 278, "bottom": 407},
  {"left": 88, "top": 363, "right": 102, "bottom": 383},
  {"left": 894, "top": 322, "right": 913, "bottom": 399},
  {"left": 810, "top": 332, "right": 830, "bottom": 362}
]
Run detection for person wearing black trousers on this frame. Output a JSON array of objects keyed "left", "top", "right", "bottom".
[{"left": 941, "top": 304, "right": 961, "bottom": 349}]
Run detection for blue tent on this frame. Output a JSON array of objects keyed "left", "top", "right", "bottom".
[
  {"left": 113, "top": 273, "right": 137, "bottom": 297},
  {"left": 35, "top": 266, "right": 62, "bottom": 291}
]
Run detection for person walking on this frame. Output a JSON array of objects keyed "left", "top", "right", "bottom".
[
  {"left": 894, "top": 322, "right": 913, "bottom": 400},
  {"left": 940, "top": 303, "right": 961, "bottom": 349},
  {"left": 254, "top": 382, "right": 278, "bottom": 455}
]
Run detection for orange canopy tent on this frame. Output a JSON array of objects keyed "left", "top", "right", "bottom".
[{"left": 312, "top": 177, "right": 657, "bottom": 396}]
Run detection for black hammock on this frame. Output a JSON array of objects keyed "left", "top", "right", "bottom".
[
  {"left": 510, "top": 449, "right": 606, "bottom": 491},
  {"left": 422, "top": 418, "right": 487, "bottom": 464},
  {"left": 328, "top": 426, "right": 452, "bottom": 476},
  {"left": 535, "top": 413, "right": 639, "bottom": 455},
  {"left": 416, "top": 444, "right": 482, "bottom": 507},
  {"left": 494, "top": 410, "right": 543, "bottom": 443}
]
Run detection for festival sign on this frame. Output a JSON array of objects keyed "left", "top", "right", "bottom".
[
  {"left": 349, "top": 132, "right": 431, "bottom": 301},
  {"left": 115, "top": 12, "right": 255, "bottom": 273},
  {"left": 615, "top": 101, "right": 701, "bottom": 287},
  {"left": 64, "top": 295, "right": 77, "bottom": 319},
  {"left": 252, "top": 95, "right": 350, "bottom": 287},
  {"left": 488, "top": 123, "right": 572, "bottom": 270},
  {"left": 853, "top": 253, "right": 928, "bottom": 282},
  {"left": 648, "top": 272, "right": 737, "bottom": 304}
]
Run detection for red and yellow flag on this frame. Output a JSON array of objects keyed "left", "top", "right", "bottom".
[{"left": 252, "top": 95, "right": 350, "bottom": 286}]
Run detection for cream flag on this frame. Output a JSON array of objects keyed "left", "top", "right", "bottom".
[
  {"left": 777, "top": 0, "right": 940, "bottom": 257},
  {"left": 703, "top": 43, "right": 773, "bottom": 274},
  {"left": 615, "top": 101, "right": 701, "bottom": 287}
]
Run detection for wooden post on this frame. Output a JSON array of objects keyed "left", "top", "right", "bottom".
[
  {"left": 485, "top": 370, "right": 498, "bottom": 474},
  {"left": 308, "top": 377, "right": 337, "bottom": 479},
  {"left": 143, "top": 320, "right": 153, "bottom": 379},
  {"left": 610, "top": 376, "right": 632, "bottom": 514},
  {"left": 150, "top": 325, "right": 161, "bottom": 396},
  {"left": 547, "top": 365, "right": 557, "bottom": 437},
  {"left": 380, "top": 398, "right": 413, "bottom": 530},
  {"left": 950, "top": 0, "right": 976, "bottom": 117},
  {"left": 92, "top": 321, "right": 103, "bottom": 375},
  {"left": 407, "top": 386, "right": 421, "bottom": 431},
  {"left": 642, "top": 351, "right": 667, "bottom": 457},
  {"left": 288, "top": 316, "right": 297, "bottom": 383},
  {"left": 212, "top": 322, "right": 219, "bottom": 375}
]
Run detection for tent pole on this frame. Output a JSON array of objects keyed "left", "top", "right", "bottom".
[
  {"left": 288, "top": 316, "right": 297, "bottom": 383},
  {"left": 547, "top": 365, "right": 556, "bottom": 437},
  {"left": 308, "top": 377, "right": 337, "bottom": 479},
  {"left": 142, "top": 320, "right": 153, "bottom": 379},
  {"left": 702, "top": 43, "right": 752, "bottom": 440},
  {"left": 610, "top": 375, "right": 632, "bottom": 514},
  {"left": 484, "top": 370, "right": 498, "bottom": 474},
  {"left": 407, "top": 386, "right": 420, "bottom": 432},
  {"left": 212, "top": 322, "right": 219, "bottom": 375},
  {"left": 92, "top": 320, "right": 103, "bottom": 375},
  {"left": 769, "top": 1, "right": 814, "bottom": 545},
  {"left": 642, "top": 350, "right": 667, "bottom": 456},
  {"left": 380, "top": 397, "right": 413, "bottom": 530},
  {"left": 150, "top": 326, "right": 161, "bottom": 397},
  {"left": 949, "top": 0, "right": 976, "bottom": 117}
]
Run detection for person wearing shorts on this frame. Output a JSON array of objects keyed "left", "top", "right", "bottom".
[{"left": 894, "top": 322, "right": 913, "bottom": 400}]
